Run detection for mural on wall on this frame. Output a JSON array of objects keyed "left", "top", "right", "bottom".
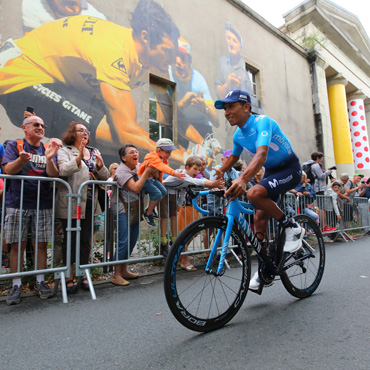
[
  {"left": 215, "top": 22, "right": 254, "bottom": 154},
  {"left": 0, "top": 0, "right": 255, "bottom": 167}
]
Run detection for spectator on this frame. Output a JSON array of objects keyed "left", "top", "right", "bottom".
[
  {"left": 163, "top": 156, "right": 223, "bottom": 270},
  {"left": 109, "top": 145, "right": 156, "bottom": 286},
  {"left": 287, "top": 171, "right": 318, "bottom": 223},
  {"left": 196, "top": 155, "right": 209, "bottom": 179},
  {"left": 306, "top": 152, "right": 333, "bottom": 194},
  {"left": 107, "top": 163, "right": 119, "bottom": 182},
  {"left": 233, "top": 160, "right": 246, "bottom": 176},
  {"left": 357, "top": 177, "right": 370, "bottom": 199},
  {"left": 346, "top": 173, "right": 363, "bottom": 198},
  {"left": 158, "top": 154, "right": 208, "bottom": 258},
  {"left": 338, "top": 173, "right": 354, "bottom": 229},
  {"left": 357, "top": 177, "right": 370, "bottom": 234},
  {"left": 208, "top": 149, "right": 238, "bottom": 215},
  {"left": 247, "top": 166, "right": 265, "bottom": 190},
  {"left": 305, "top": 152, "right": 334, "bottom": 232},
  {"left": 324, "top": 181, "right": 342, "bottom": 229},
  {"left": 3, "top": 115, "right": 59, "bottom": 305},
  {"left": 138, "top": 138, "right": 185, "bottom": 227},
  {"left": 55, "top": 121, "right": 109, "bottom": 293}
]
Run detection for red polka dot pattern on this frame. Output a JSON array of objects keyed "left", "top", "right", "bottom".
[{"left": 348, "top": 99, "right": 370, "bottom": 170}]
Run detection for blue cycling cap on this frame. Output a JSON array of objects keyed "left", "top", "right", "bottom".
[{"left": 214, "top": 90, "right": 251, "bottom": 109}]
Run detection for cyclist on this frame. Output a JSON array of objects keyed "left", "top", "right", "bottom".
[{"left": 213, "top": 89, "right": 304, "bottom": 291}]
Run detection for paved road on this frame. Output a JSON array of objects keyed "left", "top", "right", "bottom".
[{"left": 1, "top": 236, "right": 370, "bottom": 370}]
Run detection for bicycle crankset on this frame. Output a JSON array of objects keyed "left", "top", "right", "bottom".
[{"left": 258, "top": 262, "right": 275, "bottom": 285}]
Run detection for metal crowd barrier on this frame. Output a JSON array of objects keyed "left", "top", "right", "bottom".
[
  {"left": 2, "top": 174, "right": 370, "bottom": 303},
  {"left": 0, "top": 174, "right": 73, "bottom": 303},
  {"left": 283, "top": 192, "right": 370, "bottom": 241}
]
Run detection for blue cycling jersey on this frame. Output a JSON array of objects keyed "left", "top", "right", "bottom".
[{"left": 232, "top": 114, "right": 296, "bottom": 169}]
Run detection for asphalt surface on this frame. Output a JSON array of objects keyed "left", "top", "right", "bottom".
[{"left": 1, "top": 235, "right": 370, "bottom": 370}]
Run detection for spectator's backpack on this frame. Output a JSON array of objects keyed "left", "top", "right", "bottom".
[{"left": 302, "top": 162, "right": 316, "bottom": 185}]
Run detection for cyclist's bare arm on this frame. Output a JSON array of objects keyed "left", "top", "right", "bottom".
[{"left": 225, "top": 145, "right": 268, "bottom": 200}]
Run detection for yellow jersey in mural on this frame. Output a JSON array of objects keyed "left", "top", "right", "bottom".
[{"left": 0, "top": 16, "right": 143, "bottom": 95}]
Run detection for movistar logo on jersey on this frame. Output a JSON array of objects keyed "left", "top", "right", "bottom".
[{"left": 272, "top": 134, "right": 292, "bottom": 155}]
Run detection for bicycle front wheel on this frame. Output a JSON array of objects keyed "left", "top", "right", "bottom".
[
  {"left": 164, "top": 216, "right": 250, "bottom": 332},
  {"left": 281, "top": 214, "right": 325, "bottom": 298}
]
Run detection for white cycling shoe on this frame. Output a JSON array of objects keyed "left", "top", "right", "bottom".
[
  {"left": 249, "top": 271, "right": 274, "bottom": 292},
  {"left": 284, "top": 225, "right": 305, "bottom": 253}
]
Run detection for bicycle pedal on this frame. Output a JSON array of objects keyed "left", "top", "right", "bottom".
[{"left": 249, "top": 285, "right": 264, "bottom": 295}]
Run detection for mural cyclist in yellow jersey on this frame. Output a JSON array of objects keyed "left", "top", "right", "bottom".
[{"left": 0, "top": 0, "right": 182, "bottom": 163}]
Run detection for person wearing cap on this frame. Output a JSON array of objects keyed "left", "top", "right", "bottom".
[
  {"left": 168, "top": 37, "right": 219, "bottom": 150},
  {"left": 216, "top": 22, "right": 254, "bottom": 148},
  {"left": 2, "top": 115, "right": 59, "bottom": 305},
  {"left": 216, "top": 22, "right": 253, "bottom": 100},
  {"left": 213, "top": 89, "right": 304, "bottom": 292},
  {"left": 138, "top": 138, "right": 185, "bottom": 227}
]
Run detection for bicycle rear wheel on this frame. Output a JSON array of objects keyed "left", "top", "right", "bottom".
[
  {"left": 164, "top": 216, "right": 250, "bottom": 332},
  {"left": 280, "top": 214, "right": 325, "bottom": 298}
]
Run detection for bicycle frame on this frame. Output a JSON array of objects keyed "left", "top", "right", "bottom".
[{"left": 192, "top": 190, "right": 280, "bottom": 276}]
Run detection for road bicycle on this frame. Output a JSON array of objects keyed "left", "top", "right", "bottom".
[{"left": 163, "top": 187, "right": 325, "bottom": 332}]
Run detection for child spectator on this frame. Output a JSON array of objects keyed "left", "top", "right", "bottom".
[
  {"left": 208, "top": 149, "right": 239, "bottom": 215},
  {"left": 324, "top": 181, "right": 342, "bottom": 229},
  {"left": 163, "top": 156, "right": 223, "bottom": 270},
  {"left": 287, "top": 171, "right": 318, "bottom": 222},
  {"left": 138, "top": 138, "right": 185, "bottom": 227}
]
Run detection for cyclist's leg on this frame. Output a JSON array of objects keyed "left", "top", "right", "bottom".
[
  {"left": 248, "top": 207, "right": 273, "bottom": 291},
  {"left": 254, "top": 161, "right": 305, "bottom": 253}
]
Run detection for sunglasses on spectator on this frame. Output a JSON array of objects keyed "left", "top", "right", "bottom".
[
  {"left": 76, "top": 129, "right": 90, "bottom": 135},
  {"left": 26, "top": 122, "right": 47, "bottom": 129}
]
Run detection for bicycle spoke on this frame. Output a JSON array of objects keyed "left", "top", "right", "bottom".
[{"left": 164, "top": 216, "right": 251, "bottom": 332}]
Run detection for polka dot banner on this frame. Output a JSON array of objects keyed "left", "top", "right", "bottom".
[{"left": 348, "top": 99, "right": 370, "bottom": 170}]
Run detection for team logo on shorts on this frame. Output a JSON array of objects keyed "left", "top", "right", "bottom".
[{"left": 111, "top": 58, "right": 127, "bottom": 73}]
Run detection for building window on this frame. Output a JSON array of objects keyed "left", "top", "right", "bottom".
[
  {"left": 149, "top": 75, "right": 175, "bottom": 142},
  {"left": 245, "top": 64, "right": 263, "bottom": 114}
]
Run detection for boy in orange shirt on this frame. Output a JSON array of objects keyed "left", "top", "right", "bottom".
[{"left": 138, "top": 138, "right": 185, "bottom": 227}]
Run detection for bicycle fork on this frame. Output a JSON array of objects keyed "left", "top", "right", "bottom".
[{"left": 205, "top": 214, "right": 234, "bottom": 276}]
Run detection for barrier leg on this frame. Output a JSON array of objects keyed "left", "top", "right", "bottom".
[
  {"left": 59, "top": 272, "right": 68, "bottom": 304},
  {"left": 229, "top": 248, "right": 243, "bottom": 266},
  {"left": 84, "top": 269, "right": 96, "bottom": 300}
]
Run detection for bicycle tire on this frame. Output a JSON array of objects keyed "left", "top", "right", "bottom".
[
  {"left": 280, "top": 214, "right": 325, "bottom": 298},
  {"left": 164, "top": 216, "right": 250, "bottom": 332}
]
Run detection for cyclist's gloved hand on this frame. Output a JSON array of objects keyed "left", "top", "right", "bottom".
[{"left": 225, "top": 177, "right": 247, "bottom": 201}]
